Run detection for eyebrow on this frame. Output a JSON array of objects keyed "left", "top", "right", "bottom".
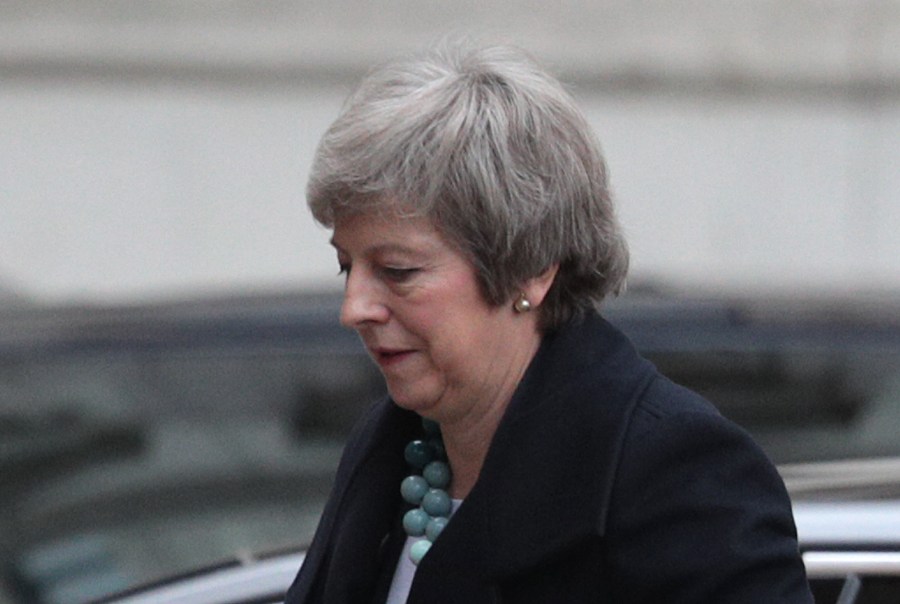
[{"left": 329, "top": 239, "right": 423, "bottom": 257}]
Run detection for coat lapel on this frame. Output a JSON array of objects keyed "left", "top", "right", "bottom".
[
  {"left": 408, "top": 311, "right": 656, "bottom": 596},
  {"left": 293, "top": 311, "right": 656, "bottom": 604},
  {"left": 290, "top": 402, "right": 419, "bottom": 603}
]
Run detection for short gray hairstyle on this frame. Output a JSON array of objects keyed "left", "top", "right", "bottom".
[{"left": 307, "top": 42, "right": 628, "bottom": 330}]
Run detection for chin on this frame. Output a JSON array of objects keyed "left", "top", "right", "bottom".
[
  {"left": 387, "top": 387, "right": 435, "bottom": 415},
  {"left": 389, "top": 394, "right": 427, "bottom": 412}
]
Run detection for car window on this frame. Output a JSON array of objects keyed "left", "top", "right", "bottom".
[
  {"left": 648, "top": 347, "right": 900, "bottom": 464},
  {"left": 0, "top": 295, "right": 383, "bottom": 604},
  {"left": 607, "top": 294, "right": 900, "bottom": 466}
]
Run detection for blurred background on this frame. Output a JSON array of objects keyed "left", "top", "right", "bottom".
[
  {"left": 2, "top": 0, "right": 899, "bottom": 304},
  {"left": 2, "top": 2, "right": 900, "bottom": 603}
]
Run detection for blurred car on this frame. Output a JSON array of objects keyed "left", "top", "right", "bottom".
[
  {"left": 2, "top": 286, "right": 900, "bottom": 603},
  {"left": 94, "top": 544, "right": 900, "bottom": 604},
  {"left": 92, "top": 463, "right": 900, "bottom": 604},
  {"left": 95, "top": 550, "right": 306, "bottom": 604},
  {"left": 608, "top": 289, "right": 900, "bottom": 464},
  {"left": 83, "top": 488, "right": 900, "bottom": 604},
  {"left": 0, "top": 292, "right": 382, "bottom": 604},
  {"left": 785, "top": 458, "right": 900, "bottom": 603}
]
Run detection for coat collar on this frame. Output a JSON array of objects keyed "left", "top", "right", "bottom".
[
  {"left": 297, "top": 310, "right": 657, "bottom": 602},
  {"left": 416, "top": 309, "right": 657, "bottom": 580}
]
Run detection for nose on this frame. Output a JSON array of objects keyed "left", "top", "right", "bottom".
[{"left": 340, "top": 266, "right": 389, "bottom": 328}]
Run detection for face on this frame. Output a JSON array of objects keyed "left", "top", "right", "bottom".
[{"left": 331, "top": 210, "right": 543, "bottom": 424}]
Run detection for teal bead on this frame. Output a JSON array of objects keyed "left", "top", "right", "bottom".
[
  {"left": 428, "top": 437, "right": 446, "bottom": 460},
  {"left": 423, "top": 461, "right": 451, "bottom": 489},
  {"left": 421, "top": 418, "right": 441, "bottom": 436},
  {"left": 422, "top": 488, "right": 452, "bottom": 517},
  {"left": 404, "top": 440, "right": 433, "bottom": 469},
  {"left": 400, "top": 432, "right": 452, "bottom": 566},
  {"left": 409, "top": 539, "right": 431, "bottom": 565},
  {"left": 403, "top": 508, "right": 429, "bottom": 536},
  {"left": 401, "top": 475, "right": 429, "bottom": 505},
  {"left": 425, "top": 516, "right": 449, "bottom": 541}
]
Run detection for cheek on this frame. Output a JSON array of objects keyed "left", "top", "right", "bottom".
[
  {"left": 403, "top": 308, "right": 471, "bottom": 367},
  {"left": 400, "top": 272, "right": 492, "bottom": 359},
  {"left": 431, "top": 310, "right": 498, "bottom": 373}
]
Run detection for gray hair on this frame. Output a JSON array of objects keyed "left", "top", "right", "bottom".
[{"left": 307, "top": 42, "right": 628, "bottom": 330}]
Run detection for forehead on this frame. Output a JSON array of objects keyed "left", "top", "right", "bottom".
[{"left": 330, "top": 210, "right": 443, "bottom": 252}]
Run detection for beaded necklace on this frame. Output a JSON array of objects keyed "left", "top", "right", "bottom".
[{"left": 400, "top": 418, "right": 453, "bottom": 565}]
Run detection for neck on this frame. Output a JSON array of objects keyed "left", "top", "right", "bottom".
[
  {"left": 440, "top": 335, "right": 541, "bottom": 499},
  {"left": 440, "top": 408, "right": 503, "bottom": 499},
  {"left": 417, "top": 313, "right": 543, "bottom": 499}
]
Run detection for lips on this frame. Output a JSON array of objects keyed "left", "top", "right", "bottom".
[{"left": 371, "top": 347, "right": 415, "bottom": 367}]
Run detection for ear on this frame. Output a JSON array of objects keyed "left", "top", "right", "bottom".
[{"left": 521, "top": 263, "right": 559, "bottom": 309}]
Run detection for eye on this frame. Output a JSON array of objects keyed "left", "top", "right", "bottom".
[{"left": 381, "top": 266, "right": 419, "bottom": 283}]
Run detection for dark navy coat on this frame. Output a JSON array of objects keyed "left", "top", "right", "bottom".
[{"left": 285, "top": 310, "right": 813, "bottom": 603}]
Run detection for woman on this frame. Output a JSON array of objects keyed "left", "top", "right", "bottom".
[{"left": 286, "top": 42, "right": 812, "bottom": 603}]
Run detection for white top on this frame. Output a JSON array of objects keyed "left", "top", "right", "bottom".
[{"left": 385, "top": 499, "right": 463, "bottom": 604}]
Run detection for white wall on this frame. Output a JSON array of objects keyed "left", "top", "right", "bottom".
[
  {"left": 1, "top": 80, "right": 349, "bottom": 302},
  {"left": 2, "top": 2, "right": 899, "bottom": 304},
  {"left": 583, "top": 94, "right": 900, "bottom": 295},
  {"left": 2, "top": 78, "right": 899, "bottom": 304}
]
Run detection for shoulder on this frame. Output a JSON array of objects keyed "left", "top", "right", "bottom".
[
  {"left": 602, "top": 373, "right": 812, "bottom": 602},
  {"left": 624, "top": 372, "right": 778, "bottom": 483},
  {"left": 617, "top": 371, "right": 788, "bottom": 517}
]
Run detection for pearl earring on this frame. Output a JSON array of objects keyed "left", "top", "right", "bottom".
[{"left": 513, "top": 295, "right": 532, "bottom": 313}]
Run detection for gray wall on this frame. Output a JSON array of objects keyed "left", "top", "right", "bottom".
[{"left": 2, "top": 1, "right": 899, "bottom": 303}]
